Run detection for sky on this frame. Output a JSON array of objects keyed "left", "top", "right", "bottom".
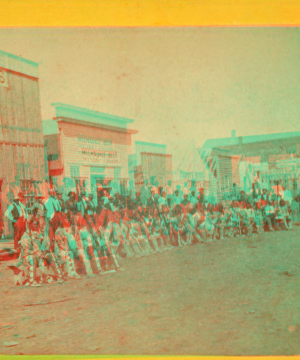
[{"left": 1, "top": 27, "right": 300, "bottom": 151}]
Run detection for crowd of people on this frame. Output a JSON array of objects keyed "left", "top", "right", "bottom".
[{"left": 3, "top": 178, "right": 296, "bottom": 288}]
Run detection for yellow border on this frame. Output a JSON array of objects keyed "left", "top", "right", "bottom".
[
  {"left": 1, "top": 0, "right": 300, "bottom": 359},
  {"left": 0, "top": 0, "right": 300, "bottom": 27}
]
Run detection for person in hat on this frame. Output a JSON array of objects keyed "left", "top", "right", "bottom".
[
  {"left": 261, "top": 188, "right": 269, "bottom": 208},
  {"left": 158, "top": 191, "right": 167, "bottom": 211},
  {"left": 66, "top": 191, "right": 77, "bottom": 230},
  {"left": 183, "top": 205, "right": 202, "bottom": 244},
  {"left": 86, "top": 193, "right": 96, "bottom": 225},
  {"left": 54, "top": 219, "right": 81, "bottom": 280},
  {"left": 254, "top": 203, "right": 264, "bottom": 234},
  {"left": 44, "top": 188, "right": 62, "bottom": 251},
  {"left": 189, "top": 191, "right": 198, "bottom": 206},
  {"left": 263, "top": 200, "right": 275, "bottom": 231},
  {"left": 96, "top": 197, "right": 123, "bottom": 271},
  {"left": 140, "top": 179, "right": 150, "bottom": 206},
  {"left": 169, "top": 205, "right": 186, "bottom": 247},
  {"left": 17, "top": 216, "right": 63, "bottom": 287},
  {"left": 146, "top": 189, "right": 156, "bottom": 208},
  {"left": 129, "top": 211, "right": 154, "bottom": 256},
  {"left": 279, "top": 199, "right": 292, "bottom": 230},
  {"left": 60, "top": 177, "right": 73, "bottom": 201},
  {"left": 198, "top": 187, "right": 205, "bottom": 204},
  {"left": 77, "top": 217, "right": 101, "bottom": 277},
  {"left": 111, "top": 199, "right": 134, "bottom": 259},
  {"left": 56, "top": 191, "right": 66, "bottom": 215},
  {"left": 182, "top": 181, "right": 189, "bottom": 198},
  {"left": 120, "top": 200, "right": 144, "bottom": 257},
  {"left": 5, "top": 192, "right": 27, "bottom": 250},
  {"left": 77, "top": 191, "right": 96, "bottom": 238},
  {"left": 166, "top": 180, "right": 173, "bottom": 208},
  {"left": 172, "top": 190, "right": 181, "bottom": 209},
  {"left": 96, "top": 196, "right": 105, "bottom": 215}
]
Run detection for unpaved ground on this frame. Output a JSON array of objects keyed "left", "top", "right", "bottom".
[{"left": 0, "top": 228, "right": 300, "bottom": 356}]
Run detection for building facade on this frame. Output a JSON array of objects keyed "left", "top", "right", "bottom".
[
  {"left": 0, "top": 50, "right": 45, "bottom": 236},
  {"left": 44, "top": 103, "right": 137, "bottom": 199},
  {"left": 200, "top": 130, "right": 300, "bottom": 202},
  {"left": 129, "top": 141, "right": 172, "bottom": 194}
]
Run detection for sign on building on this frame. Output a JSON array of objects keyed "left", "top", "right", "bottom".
[{"left": 0, "top": 54, "right": 8, "bottom": 88}]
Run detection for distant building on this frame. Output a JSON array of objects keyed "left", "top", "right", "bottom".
[
  {"left": 199, "top": 130, "right": 300, "bottom": 201},
  {"left": 0, "top": 50, "right": 45, "bottom": 236},
  {"left": 43, "top": 103, "right": 137, "bottom": 198},
  {"left": 129, "top": 141, "right": 172, "bottom": 194}
]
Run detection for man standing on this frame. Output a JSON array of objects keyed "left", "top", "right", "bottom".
[
  {"left": 78, "top": 191, "right": 96, "bottom": 237},
  {"left": 56, "top": 192, "right": 66, "bottom": 216},
  {"left": 140, "top": 180, "right": 150, "bottom": 206},
  {"left": 66, "top": 191, "right": 77, "bottom": 232},
  {"left": 5, "top": 193, "right": 27, "bottom": 250},
  {"left": 166, "top": 180, "right": 173, "bottom": 208},
  {"left": 44, "top": 189, "right": 62, "bottom": 251}
]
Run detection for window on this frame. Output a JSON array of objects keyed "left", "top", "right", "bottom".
[
  {"left": 70, "top": 165, "right": 80, "bottom": 179},
  {"left": 114, "top": 168, "right": 121, "bottom": 183},
  {"left": 48, "top": 154, "right": 59, "bottom": 161}
]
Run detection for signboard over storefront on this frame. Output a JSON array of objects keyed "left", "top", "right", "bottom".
[
  {"left": 74, "top": 135, "right": 121, "bottom": 166},
  {"left": 77, "top": 135, "right": 120, "bottom": 165}
]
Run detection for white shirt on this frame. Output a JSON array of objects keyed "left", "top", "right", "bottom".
[{"left": 44, "top": 197, "right": 61, "bottom": 220}]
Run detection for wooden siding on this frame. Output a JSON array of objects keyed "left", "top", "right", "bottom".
[{"left": 0, "top": 68, "right": 45, "bottom": 236}]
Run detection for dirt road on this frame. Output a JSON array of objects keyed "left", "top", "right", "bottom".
[{"left": 0, "top": 228, "right": 299, "bottom": 355}]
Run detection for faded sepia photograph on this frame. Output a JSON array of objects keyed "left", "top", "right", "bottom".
[{"left": 0, "top": 27, "right": 299, "bottom": 355}]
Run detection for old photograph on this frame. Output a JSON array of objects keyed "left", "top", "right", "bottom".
[{"left": 0, "top": 27, "right": 299, "bottom": 355}]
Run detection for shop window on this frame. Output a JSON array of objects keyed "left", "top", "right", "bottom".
[
  {"left": 70, "top": 165, "right": 80, "bottom": 179},
  {"left": 114, "top": 168, "right": 121, "bottom": 183}
]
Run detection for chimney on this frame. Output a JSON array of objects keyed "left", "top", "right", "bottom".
[{"left": 231, "top": 130, "right": 236, "bottom": 138}]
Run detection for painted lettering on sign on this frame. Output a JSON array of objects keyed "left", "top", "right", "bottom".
[
  {"left": 0, "top": 54, "right": 8, "bottom": 88},
  {"left": 0, "top": 69, "right": 8, "bottom": 88},
  {"left": 78, "top": 136, "right": 113, "bottom": 148},
  {"left": 81, "top": 148, "right": 120, "bottom": 164}
]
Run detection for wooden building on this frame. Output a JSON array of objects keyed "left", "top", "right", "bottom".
[
  {"left": 44, "top": 103, "right": 137, "bottom": 199},
  {"left": 129, "top": 141, "right": 173, "bottom": 193},
  {"left": 0, "top": 50, "right": 45, "bottom": 236},
  {"left": 200, "top": 130, "right": 300, "bottom": 201}
]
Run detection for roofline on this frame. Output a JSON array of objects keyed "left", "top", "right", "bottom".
[
  {"left": 53, "top": 116, "right": 138, "bottom": 135},
  {"left": 51, "top": 103, "right": 134, "bottom": 124},
  {"left": 201, "top": 130, "right": 300, "bottom": 149},
  {"left": 0, "top": 49, "right": 39, "bottom": 78},
  {"left": 135, "top": 140, "right": 166, "bottom": 147},
  {"left": 0, "top": 49, "right": 39, "bottom": 67}
]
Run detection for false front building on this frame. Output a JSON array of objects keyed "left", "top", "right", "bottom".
[
  {"left": 43, "top": 103, "right": 137, "bottom": 198},
  {"left": 0, "top": 50, "right": 45, "bottom": 236}
]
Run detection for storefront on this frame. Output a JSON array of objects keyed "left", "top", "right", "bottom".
[
  {"left": 44, "top": 103, "right": 137, "bottom": 199},
  {"left": 201, "top": 130, "right": 300, "bottom": 202}
]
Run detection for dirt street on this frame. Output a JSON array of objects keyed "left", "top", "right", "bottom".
[{"left": 0, "top": 228, "right": 300, "bottom": 356}]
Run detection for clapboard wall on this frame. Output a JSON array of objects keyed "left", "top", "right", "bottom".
[
  {"left": 0, "top": 67, "right": 45, "bottom": 236},
  {"left": 54, "top": 119, "right": 132, "bottom": 191}
]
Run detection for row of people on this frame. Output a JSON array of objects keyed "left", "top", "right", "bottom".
[{"left": 9, "top": 187, "right": 293, "bottom": 287}]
